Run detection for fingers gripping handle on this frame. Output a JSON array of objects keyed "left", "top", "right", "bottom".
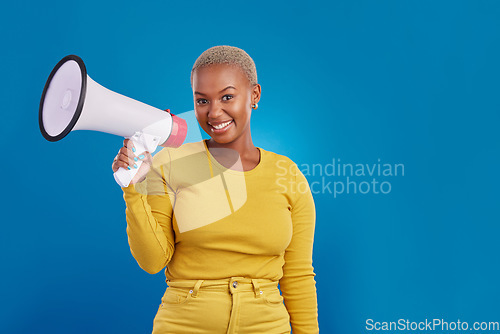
[{"left": 113, "top": 132, "right": 160, "bottom": 187}]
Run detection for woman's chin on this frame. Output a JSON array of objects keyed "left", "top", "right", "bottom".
[
  {"left": 206, "top": 129, "right": 237, "bottom": 145},
  {"left": 209, "top": 135, "right": 234, "bottom": 145}
]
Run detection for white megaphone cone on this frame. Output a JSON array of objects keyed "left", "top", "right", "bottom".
[{"left": 39, "top": 55, "right": 188, "bottom": 187}]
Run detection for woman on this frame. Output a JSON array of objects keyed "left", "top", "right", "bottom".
[{"left": 112, "top": 45, "right": 319, "bottom": 334}]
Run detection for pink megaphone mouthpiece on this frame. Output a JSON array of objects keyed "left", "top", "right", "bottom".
[{"left": 162, "top": 113, "right": 187, "bottom": 148}]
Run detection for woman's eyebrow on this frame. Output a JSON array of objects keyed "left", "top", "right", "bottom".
[
  {"left": 195, "top": 86, "right": 237, "bottom": 95},
  {"left": 220, "top": 85, "right": 237, "bottom": 92}
]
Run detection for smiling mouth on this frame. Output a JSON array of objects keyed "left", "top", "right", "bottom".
[{"left": 208, "top": 120, "right": 234, "bottom": 132}]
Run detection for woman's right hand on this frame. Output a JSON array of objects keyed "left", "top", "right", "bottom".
[{"left": 111, "top": 138, "right": 153, "bottom": 185}]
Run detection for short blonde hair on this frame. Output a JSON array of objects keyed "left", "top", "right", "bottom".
[{"left": 191, "top": 45, "right": 258, "bottom": 86}]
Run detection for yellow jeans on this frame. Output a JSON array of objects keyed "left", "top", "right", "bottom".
[{"left": 152, "top": 276, "right": 291, "bottom": 334}]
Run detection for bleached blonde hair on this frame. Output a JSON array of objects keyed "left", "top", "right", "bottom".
[{"left": 191, "top": 45, "right": 258, "bottom": 86}]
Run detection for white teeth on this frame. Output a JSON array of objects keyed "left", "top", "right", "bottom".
[{"left": 211, "top": 120, "right": 232, "bottom": 130}]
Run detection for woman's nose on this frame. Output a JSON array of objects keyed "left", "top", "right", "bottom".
[{"left": 208, "top": 101, "right": 223, "bottom": 118}]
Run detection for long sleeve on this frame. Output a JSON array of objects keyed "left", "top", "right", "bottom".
[
  {"left": 279, "top": 164, "right": 319, "bottom": 334},
  {"left": 121, "top": 153, "right": 176, "bottom": 275}
]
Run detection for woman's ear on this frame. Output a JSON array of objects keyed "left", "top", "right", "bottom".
[{"left": 252, "top": 84, "right": 262, "bottom": 105}]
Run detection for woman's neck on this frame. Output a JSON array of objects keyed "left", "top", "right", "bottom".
[{"left": 206, "top": 133, "right": 260, "bottom": 171}]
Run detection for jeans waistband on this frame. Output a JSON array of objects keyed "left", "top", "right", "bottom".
[{"left": 166, "top": 277, "right": 279, "bottom": 298}]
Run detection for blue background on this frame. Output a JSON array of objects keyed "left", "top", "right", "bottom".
[{"left": 1, "top": 1, "right": 499, "bottom": 333}]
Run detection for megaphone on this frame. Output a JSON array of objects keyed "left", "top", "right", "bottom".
[{"left": 39, "top": 55, "right": 188, "bottom": 187}]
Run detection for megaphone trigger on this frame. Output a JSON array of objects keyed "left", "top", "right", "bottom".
[{"left": 130, "top": 131, "right": 161, "bottom": 155}]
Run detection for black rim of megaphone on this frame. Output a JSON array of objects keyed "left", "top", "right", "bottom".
[{"left": 39, "top": 55, "right": 87, "bottom": 142}]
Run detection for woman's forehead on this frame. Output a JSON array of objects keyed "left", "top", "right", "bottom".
[{"left": 192, "top": 64, "right": 249, "bottom": 92}]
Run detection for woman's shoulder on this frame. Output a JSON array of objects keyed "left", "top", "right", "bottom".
[
  {"left": 154, "top": 141, "right": 205, "bottom": 159},
  {"left": 260, "top": 147, "right": 312, "bottom": 202},
  {"left": 259, "top": 147, "right": 303, "bottom": 178}
]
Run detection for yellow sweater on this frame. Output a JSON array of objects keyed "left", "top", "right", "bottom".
[{"left": 121, "top": 140, "right": 319, "bottom": 333}]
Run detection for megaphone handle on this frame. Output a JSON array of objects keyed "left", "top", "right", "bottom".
[{"left": 113, "top": 131, "right": 160, "bottom": 187}]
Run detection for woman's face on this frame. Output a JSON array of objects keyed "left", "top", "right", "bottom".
[{"left": 192, "top": 64, "right": 261, "bottom": 145}]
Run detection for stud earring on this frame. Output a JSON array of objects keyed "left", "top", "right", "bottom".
[{"left": 252, "top": 103, "right": 258, "bottom": 110}]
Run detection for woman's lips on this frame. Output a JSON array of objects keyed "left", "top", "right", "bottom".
[{"left": 208, "top": 120, "right": 234, "bottom": 133}]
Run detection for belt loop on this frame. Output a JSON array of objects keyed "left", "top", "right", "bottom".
[
  {"left": 191, "top": 280, "right": 204, "bottom": 298},
  {"left": 251, "top": 279, "right": 262, "bottom": 298}
]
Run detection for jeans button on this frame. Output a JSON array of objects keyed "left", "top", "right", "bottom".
[{"left": 232, "top": 281, "right": 238, "bottom": 288}]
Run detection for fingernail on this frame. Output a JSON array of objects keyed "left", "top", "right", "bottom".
[
  {"left": 132, "top": 147, "right": 136, "bottom": 152},
  {"left": 139, "top": 154, "right": 145, "bottom": 159},
  {"left": 134, "top": 157, "right": 138, "bottom": 162},
  {"left": 127, "top": 166, "right": 131, "bottom": 170},
  {"left": 134, "top": 164, "right": 138, "bottom": 169}
]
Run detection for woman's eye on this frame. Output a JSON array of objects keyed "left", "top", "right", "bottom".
[
  {"left": 196, "top": 98, "right": 208, "bottom": 105},
  {"left": 222, "top": 95, "right": 233, "bottom": 101}
]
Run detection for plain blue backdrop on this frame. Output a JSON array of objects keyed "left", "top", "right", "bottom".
[{"left": 1, "top": 1, "right": 499, "bottom": 333}]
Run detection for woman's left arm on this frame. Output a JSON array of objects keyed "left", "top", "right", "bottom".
[{"left": 280, "top": 164, "right": 319, "bottom": 334}]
